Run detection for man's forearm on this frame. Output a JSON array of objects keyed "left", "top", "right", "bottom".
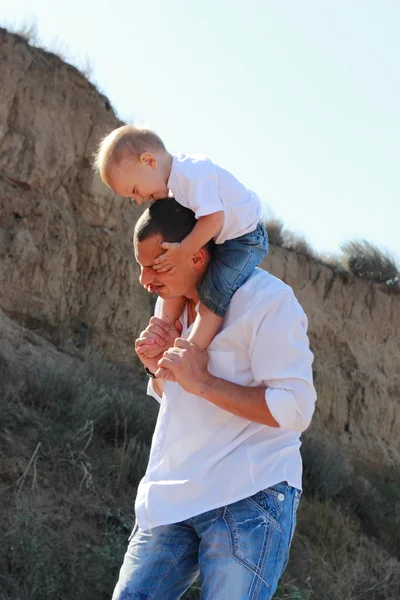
[{"left": 197, "top": 375, "right": 279, "bottom": 427}]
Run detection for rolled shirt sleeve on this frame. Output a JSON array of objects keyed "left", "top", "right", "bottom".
[{"left": 250, "top": 287, "right": 317, "bottom": 432}]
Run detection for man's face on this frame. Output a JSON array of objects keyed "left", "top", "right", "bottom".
[
  {"left": 108, "top": 155, "right": 169, "bottom": 205},
  {"left": 135, "top": 234, "right": 199, "bottom": 298}
]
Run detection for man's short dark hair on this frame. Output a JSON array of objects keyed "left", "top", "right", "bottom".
[{"left": 134, "top": 198, "right": 215, "bottom": 254}]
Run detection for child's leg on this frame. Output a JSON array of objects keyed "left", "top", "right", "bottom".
[
  {"left": 191, "top": 223, "right": 268, "bottom": 354},
  {"left": 160, "top": 296, "right": 186, "bottom": 326},
  {"left": 156, "top": 302, "right": 222, "bottom": 380},
  {"left": 186, "top": 303, "right": 223, "bottom": 350},
  {"left": 151, "top": 297, "right": 186, "bottom": 381},
  {"left": 140, "top": 296, "right": 186, "bottom": 359}
]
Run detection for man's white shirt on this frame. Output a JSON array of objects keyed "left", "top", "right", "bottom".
[
  {"left": 135, "top": 269, "right": 317, "bottom": 531},
  {"left": 167, "top": 153, "right": 261, "bottom": 244}
]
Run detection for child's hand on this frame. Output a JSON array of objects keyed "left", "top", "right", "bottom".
[
  {"left": 135, "top": 318, "right": 183, "bottom": 373},
  {"left": 153, "top": 243, "right": 186, "bottom": 273},
  {"left": 138, "top": 339, "right": 168, "bottom": 359}
]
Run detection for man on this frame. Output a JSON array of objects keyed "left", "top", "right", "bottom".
[{"left": 112, "top": 198, "right": 317, "bottom": 600}]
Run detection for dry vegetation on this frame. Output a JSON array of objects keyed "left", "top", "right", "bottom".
[
  {"left": 341, "top": 240, "right": 400, "bottom": 289},
  {"left": 1, "top": 328, "right": 400, "bottom": 600},
  {"left": 0, "top": 328, "right": 203, "bottom": 600},
  {"left": 5, "top": 17, "right": 39, "bottom": 45},
  {"left": 293, "top": 435, "right": 400, "bottom": 599},
  {"left": 1, "top": 18, "right": 95, "bottom": 83},
  {"left": 265, "top": 219, "right": 400, "bottom": 291}
]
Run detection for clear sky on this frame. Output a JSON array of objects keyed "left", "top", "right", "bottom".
[{"left": 2, "top": 1, "right": 400, "bottom": 261}]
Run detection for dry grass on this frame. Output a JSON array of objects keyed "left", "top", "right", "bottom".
[
  {"left": 292, "top": 497, "right": 400, "bottom": 600},
  {"left": 265, "top": 217, "right": 285, "bottom": 246},
  {"left": 0, "top": 340, "right": 157, "bottom": 599},
  {"left": 301, "top": 433, "right": 351, "bottom": 500},
  {"left": 264, "top": 218, "right": 315, "bottom": 259},
  {"left": 1, "top": 20, "right": 95, "bottom": 83},
  {"left": 281, "top": 231, "right": 316, "bottom": 260},
  {"left": 42, "top": 36, "right": 94, "bottom": 79},
  {"left": 264, "top": 215, "right": 399, "bottom": 290},
  {"left": 2, "top": 339, "right": 400, "bottom": 599},
  {"left": 341, "top": 240, "right": 399, "bottom": 284},
  {"left": 301, "top": 432, "right": 400, "bottom": 558},
  {"left": 2, "top": 16, "right": 39, "bottom": 45},
  {"left": 0, "top": 493, "right": 128, "bottom": 600},
  {"left": 1, "top": 326, "right": 400, "bottom": 599}
]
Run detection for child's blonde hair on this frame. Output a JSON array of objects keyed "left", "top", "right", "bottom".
[{"left": 93, "top": 125, "right": 166, "bottom": 185}]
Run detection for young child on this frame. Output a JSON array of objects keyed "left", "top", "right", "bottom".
[{"left": 93, "top": 125, "right": 268, "bottom": 378}]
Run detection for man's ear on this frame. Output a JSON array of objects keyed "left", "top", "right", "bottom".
[
  {"left": 192, "top": 248, "right": 207, "bottom": 270},
  {"left": 140, "top": 152, "right": 157, "bottom": 169}
]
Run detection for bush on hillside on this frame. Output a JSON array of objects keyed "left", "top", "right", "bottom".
[
  {"left": 294, "top": 496, "right": 400, "bottom": 600},
  {"left": 301, "top": 432, "right": 400, "bottom": 561},
  {"left": 301, "top": 434, "right": 350, "bottom": 500},
  {"left": 282, "top": 231, "right": 316, "bottom": 260},
  {"left": 341, "top": 240, "right": 399, "bottom": 284}
]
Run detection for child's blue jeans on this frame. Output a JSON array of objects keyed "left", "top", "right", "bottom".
[
  {"left": 112, "top": 481, "right": 301, "bottom": 600},
  {"left": 197, "top": 221, "right": 269, "bottom": 317}
]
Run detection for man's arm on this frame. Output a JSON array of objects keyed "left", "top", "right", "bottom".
[
  {"left": 197, "top": 376, "right": 279, "bottom": 427},
  {"left": 248, "top": 288, "right": 316, "bottom": 432},
  {"left": 158, "top": 340, "right": 278, "bottom": 425}
]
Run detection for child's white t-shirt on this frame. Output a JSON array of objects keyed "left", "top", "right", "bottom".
[{"left": 167, "top": 153, "right": 261, "bottom": 245}]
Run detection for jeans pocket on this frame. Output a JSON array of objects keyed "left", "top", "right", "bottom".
[
  {"left": 223, "top": 493, "right": 286, "bottom": 595},
  {"left": 247, "top": 486, "right": 287, "bottom": 530}
]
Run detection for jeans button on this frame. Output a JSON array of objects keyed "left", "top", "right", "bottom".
[{"left": 278, "top": 493, "right": 285, "bottom": 501}]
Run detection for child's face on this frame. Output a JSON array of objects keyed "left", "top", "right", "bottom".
[{"left": 108, "top": 153, "right": 169, "bottom": 205}]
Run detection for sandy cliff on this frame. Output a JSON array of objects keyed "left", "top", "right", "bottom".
[{"left": 0, "top": 28, "right": 152, "bottom": 361}]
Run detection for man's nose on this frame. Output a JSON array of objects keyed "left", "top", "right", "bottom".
[{"left": 140, "top": 268, "right": 154, "bottom": 287}]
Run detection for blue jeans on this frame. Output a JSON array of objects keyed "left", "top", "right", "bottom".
[
  {"left": 197, "top": 221, "right": 269, "bottom": 317},
  {"left": 112, "top": 482, "right": 301, "bottom": 600}
]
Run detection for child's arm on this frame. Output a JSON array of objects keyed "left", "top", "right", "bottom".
[
  {"left": 153, "top": 211, "right": 224, "bottom": 273},
  {"left": 180, "top": 211, "right": 224, "bottom": 253}
]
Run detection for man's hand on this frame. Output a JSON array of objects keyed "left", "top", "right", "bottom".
[
  {"left": 152, "top": 242, "right": 186, "bottom": 273},
  {"left": 156, "top": 338, "right": 212, "bottom": 394},
  {"left": 135, "top": 317, "right": 182, "bottom": 374}
]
